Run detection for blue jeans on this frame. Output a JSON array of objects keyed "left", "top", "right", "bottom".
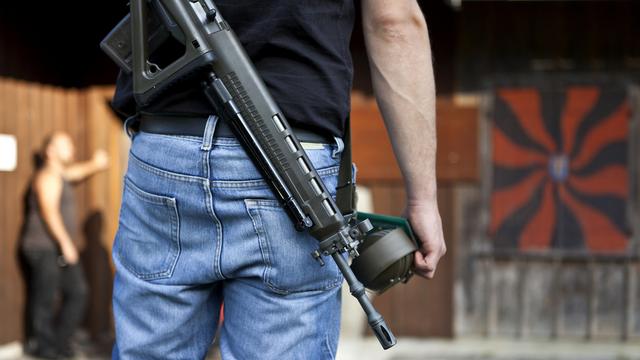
[{"left": 112, "top": 116, "right": 344, "bottom": 359}]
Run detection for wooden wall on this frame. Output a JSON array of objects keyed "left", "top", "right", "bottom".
[
  {"left": 0, "top": 78, "right": 125, "bottom": 344},
  {"left": 350, "top": 93, "right": 478, "bottom": 337},
  {"left": 351, "top": 93, "right": 478, "bottom": 183},
  {"left": 81, "top": 87, "right": 130, "bottom": 340},
  {"left": 454, "top": 84, "right": 640, "bottom": 341},
  {"left": 0, "top": 80, "right": 477, "bottom": 343}
]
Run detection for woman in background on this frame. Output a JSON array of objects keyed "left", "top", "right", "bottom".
[{"left": 20, "top": 132, "right": 108, "bottom": 359}]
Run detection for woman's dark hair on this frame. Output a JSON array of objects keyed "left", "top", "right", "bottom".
[{"left": 34, "top": 133, "right": 57, "bottom": 169}]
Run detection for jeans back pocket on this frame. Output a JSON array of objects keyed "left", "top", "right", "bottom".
[
  {"left": 114, "top": 178, "right": 180, "bottom": 280},
  {"left": 245, "top": 199, "right": 343, "bottom": 295}
]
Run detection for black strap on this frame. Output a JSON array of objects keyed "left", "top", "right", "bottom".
[{"left": 336, "top": 116, "right": 355, "bottom": 215}]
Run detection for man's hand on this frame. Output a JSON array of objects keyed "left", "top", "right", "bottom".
[{"left": 406, "top": 200, "right": 446, "bottom": 279}]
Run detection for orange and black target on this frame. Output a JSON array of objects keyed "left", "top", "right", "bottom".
[{"left": 489, "top": 84, "right": 631, "bottom": 252}]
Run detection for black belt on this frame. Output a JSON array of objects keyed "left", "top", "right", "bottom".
[{"left": 139, "top": 114, "right": 333, "bottom": 144}]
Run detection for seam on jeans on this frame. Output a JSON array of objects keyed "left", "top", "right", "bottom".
[
  {"left": 123, "top": 178, "right": 174, "bottom": 205},
  {"left": 202, "top": 148, "right": 226, "bottom": 280},
  {"left": 244, "top": 194, "right": 337, "bottom": 209},
  {"left": 116, "top": 182, "right": 181, "bottom": 280},
  {"left": 129, "top": 151, "right": 206, "bottom": 183},
  {"left": 203, "top": 179, "right": 225, "bottom": 280},
  {"left": 245, "top": 200, "right": 276, "bottom": 293},
  {"left": 210, "top": 165, "right": 340, "bottom": 188},
  {"left": 324, "top": 333, "right": 336, "bottom": 360}
]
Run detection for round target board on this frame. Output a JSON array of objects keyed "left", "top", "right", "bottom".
[{"left": 489, "top": 84, "right": 632, "bottom": 252}]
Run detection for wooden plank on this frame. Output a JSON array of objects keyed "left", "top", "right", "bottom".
[
  {"left": 494, "top": 261, "right": 519, "bottom": 337},
  {"left": 11, "top": 80, "right": 32, "bottom": 343},
  {"left": 0, "top": 78, "right": 9, "bottom": 343},
  {"left": 83, "top": 86, "right": 122, "bottom": 337},
  {"left": 406, "top": 185, "right": 454, "bottom": 336},
  {"left": 40, "top": 85, "right": 54, "bottom": 148},
  {"left": 486, "top": 259, "right": 497, "bottom": 337},
  {"left": 104, "top": 85, "right": 121, "bottom": 333},
  {"left": 1, "top": 78, "right": 23, "bottom": 342},
  {"left": 34, "top": 84, "right": 49, "bottom": 162},
  {"left": 560, "top": 263, "right": 590, "bottom": 339},
  {"left": 66, "top": 88, "right": 86, "bottom": 250},
  {"left": 370, "top": 184, "right": 455, "bottom": 337},
  {"left": 351, "top": 93, "right": 479, "bottom": 183},
  {"left": 76, "top": 89, "right": 89, "bottom": 251},
  {"left": 52, "top": 87, "right": 65, "bottom": 132},
  {"left": 350, "top": 93, "right": 401, "bottom": 183},
  {"left": 366, "top": 183, "right": 395, "bottom": 334},
  {"left": 105, "top": 87, "right": 122, "bottom": 256},
  {"left": 369, "top": 183, "right": 393, "bottom": 215},
  {"left": 517, "top": 261, "right": 530, "bottom": 338},
  {"left": 91, "top": 87, "right": 109, "bottom": 337},
  {"left": 595, "top": 264, "right": 625, "bottom": 339},
  {"left": 586, "top": 263, "right": 599, "bottom": 340},
  {"left": 435, "top": 98, "right": 479, "bottom": 182},
  {"left": 81, "top": 88, "right": 99, "bottom": 337},
  {"left": 6, "top": 79, "right": 22, "bottom": 342},
  {"left": 3, "top": 80, "right": 23, "bottom": 339},
  {"left": 26, "top": 82, "right": 39, "bottom": 161},
  {"left": 622, "top": 262, "right": 635, "bottom": 341},
  {"left": 388, "top": 186, "right": 406, "bottom": 217},
  {"left": 551, "top": 260, "right": 564, "bottom": 339}
]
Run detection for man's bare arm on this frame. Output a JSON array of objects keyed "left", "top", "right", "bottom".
[
  {"left": 362, "top": 0, "right": 446, "bottom": 278},
  {"left": 35, "top": 171, "right": 79, "bottom": 264},
  {"left": 64, "top": 149, "right": 109, "bottom": 182}
]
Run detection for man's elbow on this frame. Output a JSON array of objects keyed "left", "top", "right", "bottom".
[{"left": 364, "top": 5, "right": 427, "bottom": 42}]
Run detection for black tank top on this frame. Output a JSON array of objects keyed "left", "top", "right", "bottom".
[
  {"left": 112, "top": 0, "right": 355, "bottom": 138},
  {"left": 21, "top": 177, "right": 78, "bottom": 251}
]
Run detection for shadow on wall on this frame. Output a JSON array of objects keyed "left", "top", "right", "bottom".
[{"left": 81, "top": 211, "right": 114, "bottom": 347}]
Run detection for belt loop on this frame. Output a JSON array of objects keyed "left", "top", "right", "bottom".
[
  {"left": 332, "top": 136, "right": 344, "bottom": 159},
  {"left": 201, "top": 115, "right": 219, "bottom": 151},
  {"left": 351, "top": 163, "right": 358, "bottom": 184},
  {"left": 123, "top": 114, "right": 140, "bottom": 140}
]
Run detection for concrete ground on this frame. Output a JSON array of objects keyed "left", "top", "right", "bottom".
[
  {"left": 2, "top": 337, "right": 640, "bottom": 360},
  {"left": 337, "top": 337, "right": 640, "bottom": 360}
]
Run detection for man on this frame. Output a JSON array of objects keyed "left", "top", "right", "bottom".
[
  {"left": 111, "top": 0, "right": 445, "bottom": 358},
  {"left": 21, "top": 132, "right": 109, "bottom": 359}
]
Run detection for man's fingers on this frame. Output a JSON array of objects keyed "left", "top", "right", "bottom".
[
  {"left": 413, "top": 251, "right": 430, "bottom": 269},
  {"left": 406, "top": 202, "right": 446, "bottom": 280},
  {"left": 413, "top": 251, "right": 437, "bottom": 279},
  {"left": 421, "top": 269, "right": 435, "bottom": 279},
  {"left": 414, "top": 265, "right": 435, "bottom": 278},
  {"left": 425, "top": 249, "right": 443, "bottom": 268}
]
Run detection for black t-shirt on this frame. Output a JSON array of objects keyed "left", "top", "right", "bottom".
[{"left": 113, "top": 0, "right": 355, "bottom": 138}]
